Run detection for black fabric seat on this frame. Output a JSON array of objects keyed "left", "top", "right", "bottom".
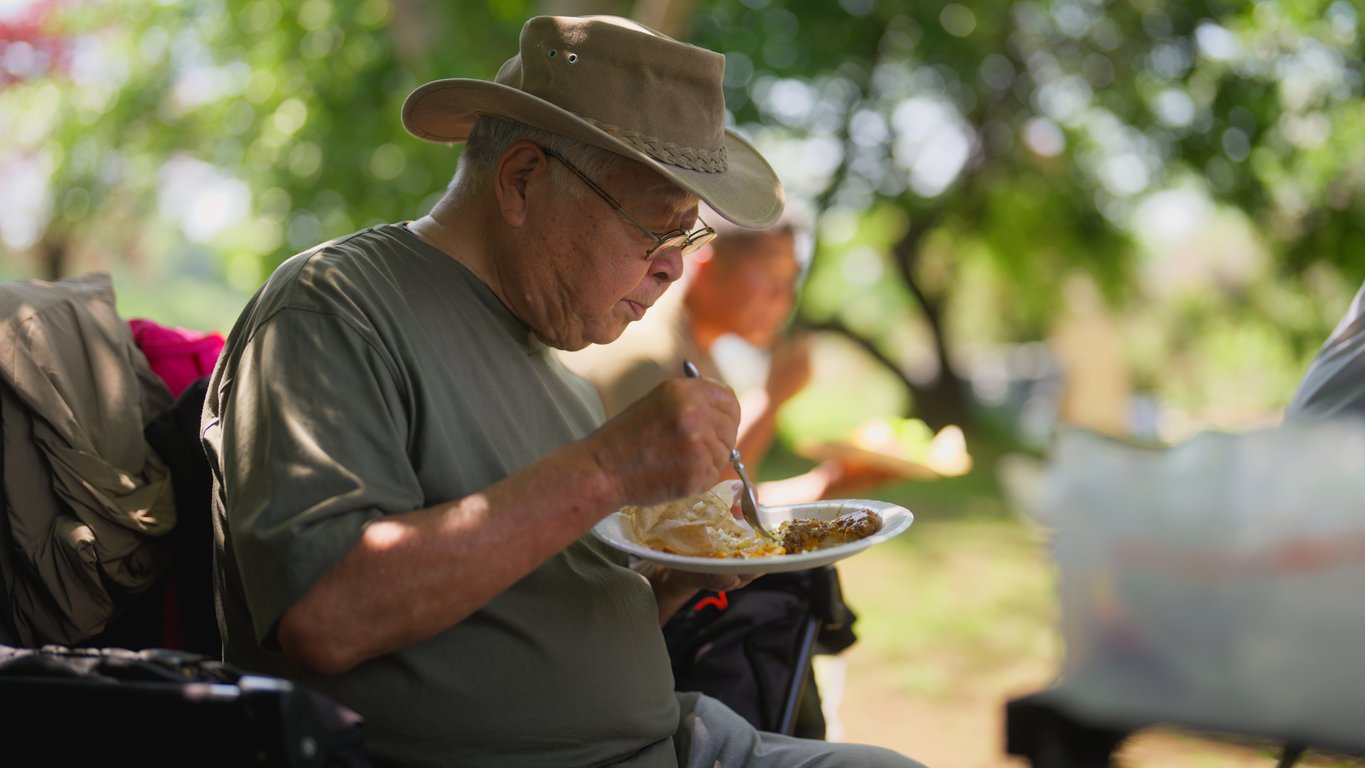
[{"left": 0, "top": 643, "right": 370, "bottom": 766}]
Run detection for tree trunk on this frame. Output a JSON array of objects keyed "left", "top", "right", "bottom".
[
  {"left": 537, "top": 0, "right": 623, "bottom": 17},
  {"left": 39, "top": 235, "right": 68, "bottom": 281},
  {"left": 898, "top": 288, "right": 974, "bottom": 432},
  {"left": 632, "top": 0, "right": 700, "bottom": 38},
  {"left": 889, "top": 218, "right": 974, "bottom": 432},
  {"left": 795, "top": 211, "right": 975, "bottom": 434}
]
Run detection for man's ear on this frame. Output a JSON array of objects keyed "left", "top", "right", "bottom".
[{"left": 494, "top": 141, "right": 549, "bottom": 228}]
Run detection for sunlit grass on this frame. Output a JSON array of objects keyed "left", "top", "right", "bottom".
[{"left": 838, "top": 508, "right": 1061, "bottom": 699}]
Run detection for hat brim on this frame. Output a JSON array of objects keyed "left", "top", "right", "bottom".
[{"left": 403, "top": 79, "right": 784, "bottom": 229}]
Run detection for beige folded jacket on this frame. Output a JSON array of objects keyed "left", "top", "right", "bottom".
[{"left": 0, "top": 272, "right": 175, "bottom": 645}]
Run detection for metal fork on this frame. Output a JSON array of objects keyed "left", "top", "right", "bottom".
[{"left": 682, "top": 359, "right": 778, "bottom": 543}]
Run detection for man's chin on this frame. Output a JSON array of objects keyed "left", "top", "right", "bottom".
[
  {"left": 552, "top": 320, "right": 633, "bottom": 351},
  {"left": 590, "top": 318, "right": 638, "bottom": 347}
]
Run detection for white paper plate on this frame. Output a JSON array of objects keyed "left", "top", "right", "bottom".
[{"left": 592, "top": 499, "right": 914, "bottom": 574}]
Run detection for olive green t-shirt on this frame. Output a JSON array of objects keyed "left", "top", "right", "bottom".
[{"left": 203, "top": 225, "right": 679, "bottom": 767}]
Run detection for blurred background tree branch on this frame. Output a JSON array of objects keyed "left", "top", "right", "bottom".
[{"left": 2, "top": 0, "right": 1362, "bottom": 442}]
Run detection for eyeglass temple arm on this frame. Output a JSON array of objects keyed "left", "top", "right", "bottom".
[{"left": 540, "top": 146, "right": 660, "bottom": 239}]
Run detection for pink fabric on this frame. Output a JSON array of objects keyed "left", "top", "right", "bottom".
[{"left": 128, "top": 318, "right": 225, "bottom": 398}]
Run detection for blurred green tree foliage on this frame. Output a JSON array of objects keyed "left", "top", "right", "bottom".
[
  {"left": 0, "top": 0, "right": 530, "bottom": 283},
  {"left": 2, "top": 0, "right": 1361, "bottom": 430},
  {"left": 686, "top": 0, "right": 1365, "bottom": 429}
]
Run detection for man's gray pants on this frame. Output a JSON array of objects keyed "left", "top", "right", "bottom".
[{"left": 674, "top": 692, "right": 928, "bottom": 768}]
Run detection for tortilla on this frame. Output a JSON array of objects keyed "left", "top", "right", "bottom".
[{"left": 622, "top": 481, "right": 783, "bottom": 558}]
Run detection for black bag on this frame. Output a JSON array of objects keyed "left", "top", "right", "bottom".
[
  {"left": 663, "top": 565, "right": 856, "bottom": 738},
  {"left": 0, "top": 644, "right": 370, "bottom": 767}
]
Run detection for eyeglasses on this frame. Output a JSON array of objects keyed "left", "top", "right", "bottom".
[{"left": 539, "top": 146, "right": 717, "bottom": 261}]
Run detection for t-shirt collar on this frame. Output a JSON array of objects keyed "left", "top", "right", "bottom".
[{"left": 390, "top": 223, "right": 546, "bottom": 355}]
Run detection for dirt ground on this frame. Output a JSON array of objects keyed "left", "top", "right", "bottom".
[
  {"left": 820, "top": 648, "right": 1029, "bottom": 767},
  {"left": 825, "top": 643, "right": 1321, "bottom": 768}
]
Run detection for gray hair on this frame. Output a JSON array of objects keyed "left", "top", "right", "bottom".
[{"left": 448, "top": 115, "right": 635, "bottom": 201}]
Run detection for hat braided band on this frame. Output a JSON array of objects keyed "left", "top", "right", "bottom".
[{"left": 586, "top": 117, "right": 729, "bottom": 173}]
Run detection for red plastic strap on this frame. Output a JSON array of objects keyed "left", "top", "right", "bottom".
[{"left": 692, "top": 591, "right": 729, "bottom": 612}]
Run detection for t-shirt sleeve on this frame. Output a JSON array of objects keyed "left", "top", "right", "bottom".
[{"left": 220, "top": 307, "right": 422, "bottom": 646}]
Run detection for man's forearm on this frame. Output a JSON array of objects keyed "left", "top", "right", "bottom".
[
  {"left": 275, "top": 375, "right": 740, "bottom": 674},
  {"left": 277, "top": 440, "right": 622, "bottom": 675}
]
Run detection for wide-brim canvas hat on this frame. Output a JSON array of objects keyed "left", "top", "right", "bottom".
[{"left": 402, "top": 15, "right": 784, "bottom": 229}]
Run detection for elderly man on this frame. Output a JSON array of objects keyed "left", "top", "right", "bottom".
[{"left": 204, "top": 14, "right": 924, "bottom": 768}]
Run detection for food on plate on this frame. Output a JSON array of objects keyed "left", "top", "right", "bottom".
[
  {"left": 778, "top": 509, "right": 882, "bottom": 554},
  {"left": 623, "top": 481, "right": 783, "bottom": 559},
  {"left": 621, "top": 482, "right": 884, "bottom": 559}
]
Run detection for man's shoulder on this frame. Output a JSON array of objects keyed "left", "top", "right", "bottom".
[
  {"left": 277, "top": 225, "right": 405, "bottom": 290},
  {"left": 216, "top": 226, "right": 413, "bottom": 357},
  {"left": 252, "top": 225, "right": 438, "bottom": 314}
]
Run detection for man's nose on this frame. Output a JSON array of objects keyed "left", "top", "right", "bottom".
[{"left": 650, "top": 247, "right": 684, "bottom": 283}]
